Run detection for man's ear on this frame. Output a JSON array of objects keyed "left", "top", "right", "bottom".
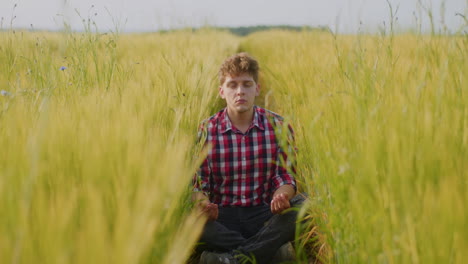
[
  {"left": 255, "top": 83, "right": 260, "bottom": 96},
  {"left": 219, "top": 86, "right": 225, "bottom": 99}
]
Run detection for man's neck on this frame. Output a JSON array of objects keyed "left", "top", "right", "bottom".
[{"left": 227, "top": 107, "right": 255, "bottom": 133}]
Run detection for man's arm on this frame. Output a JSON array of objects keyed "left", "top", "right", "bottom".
[
  {"left": 192, "top": 120, "right": 218, "bottom": 221},
  {"left": 271, "top": 122, "right": 298, "bottom": 214}
]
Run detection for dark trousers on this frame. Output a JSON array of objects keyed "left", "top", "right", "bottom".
[{"left": 198, "top": 194, "right": 306, "bottom": 264}]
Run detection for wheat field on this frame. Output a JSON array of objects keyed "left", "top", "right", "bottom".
[{"left": 0, "top": 28, "right": 466, "bottom": 263}]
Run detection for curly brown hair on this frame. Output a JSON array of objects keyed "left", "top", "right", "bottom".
[{"left": 218, "top": 52, "right": 259, "bottom": 85}]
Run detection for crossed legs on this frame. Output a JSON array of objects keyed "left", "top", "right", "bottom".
[{"left": 197, "top": 194, "right": 306, "bottom": 264}]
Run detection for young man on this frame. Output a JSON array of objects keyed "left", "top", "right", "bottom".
[{"left": 193, "top": 53, "right": 305, "bottom": 264}]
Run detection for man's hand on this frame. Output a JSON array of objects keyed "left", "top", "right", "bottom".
[
  {"left": 193, "top": 192, "right": 218, "bottom": 221},
  {"left": 271, "top": 193, "right": 291, "bottom": 214},
  {"left": 200, "top": 201, "right": 219, "bottom": 221},
  {"left": 271, "top": 185, "right": 295, "bottom": 214}
]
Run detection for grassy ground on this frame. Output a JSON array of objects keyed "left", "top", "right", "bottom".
[{"left": 0, "top": 28, "right": 466, "bottom": 263}]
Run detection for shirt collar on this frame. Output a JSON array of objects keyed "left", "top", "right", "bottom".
[{"left": 220, "top": 106, "right": 265, "bottom": 133}]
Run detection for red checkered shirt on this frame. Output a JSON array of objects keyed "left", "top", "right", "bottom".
[{"left": 193, "top": 106, "right": 297, "bottom": 207}]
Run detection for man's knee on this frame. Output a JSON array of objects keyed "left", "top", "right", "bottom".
[{"left": 200, "top": 221, "right": 230, "bottom": 243}]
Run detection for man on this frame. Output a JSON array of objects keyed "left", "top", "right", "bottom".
[{"left": 193, "top": 52, "right": 305, "bottom": 264}]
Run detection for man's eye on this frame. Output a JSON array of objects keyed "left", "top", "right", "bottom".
[
  {"left": 228, "top": 83, "right": 237, "bottom": 88},
  {"left": 245, "top": 82, "right": 253, "bottom": 87}
]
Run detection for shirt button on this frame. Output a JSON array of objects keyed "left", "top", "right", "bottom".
[{"left": 242, "top": 157, "right": 246, "bottom": 161}]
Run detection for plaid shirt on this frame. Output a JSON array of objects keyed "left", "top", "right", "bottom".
[{"left": 193, "top": 106, "right": 297, "bottom": 207}]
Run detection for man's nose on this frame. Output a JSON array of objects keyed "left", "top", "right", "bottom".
[{"left": 236, "top": 86, "right": 246, "bottom": 94}]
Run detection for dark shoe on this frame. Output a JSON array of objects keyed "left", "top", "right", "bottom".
[
  {"left": 271, "top": 242, "right": 296, "bottom": 264},
  {"left": 199, "top": 251, "right": 238, "bottom": 264}
]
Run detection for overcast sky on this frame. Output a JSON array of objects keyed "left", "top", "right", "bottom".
[{"left": 0, "top": 0, "right": 466, "bottom": 33}]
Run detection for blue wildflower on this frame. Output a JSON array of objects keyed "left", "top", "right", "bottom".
[
  {"left": 60, "top": 66, "right": 67, "bottom": 71},
  {"left": 1, "top": 90, "right": 12, "bottom": 96}
]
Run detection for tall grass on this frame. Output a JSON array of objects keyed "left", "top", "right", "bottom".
[
  {"left": 1, "top": 27, "right": 466, "bottom": 264},
  {"left": 243, "top": 30, "right": 467, "bottom": 263},
  {"left": 0, "top": 29, "right": 239, "bottom": 264}
]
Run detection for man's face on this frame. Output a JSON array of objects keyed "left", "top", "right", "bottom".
[{"left": 219, "top": 73, "right": 260, "bottom": 115}]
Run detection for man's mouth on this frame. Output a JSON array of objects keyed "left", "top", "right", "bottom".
[{"left": 236, "top": 99, "right": 247, "bottom": 104}]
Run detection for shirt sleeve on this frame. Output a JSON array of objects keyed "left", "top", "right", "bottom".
[
  {"left": 192, "top": 121, "right": 211, "bottom": 194},
  {"left": 271, "top": 123, "right": 297, "bottom": 192}
]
